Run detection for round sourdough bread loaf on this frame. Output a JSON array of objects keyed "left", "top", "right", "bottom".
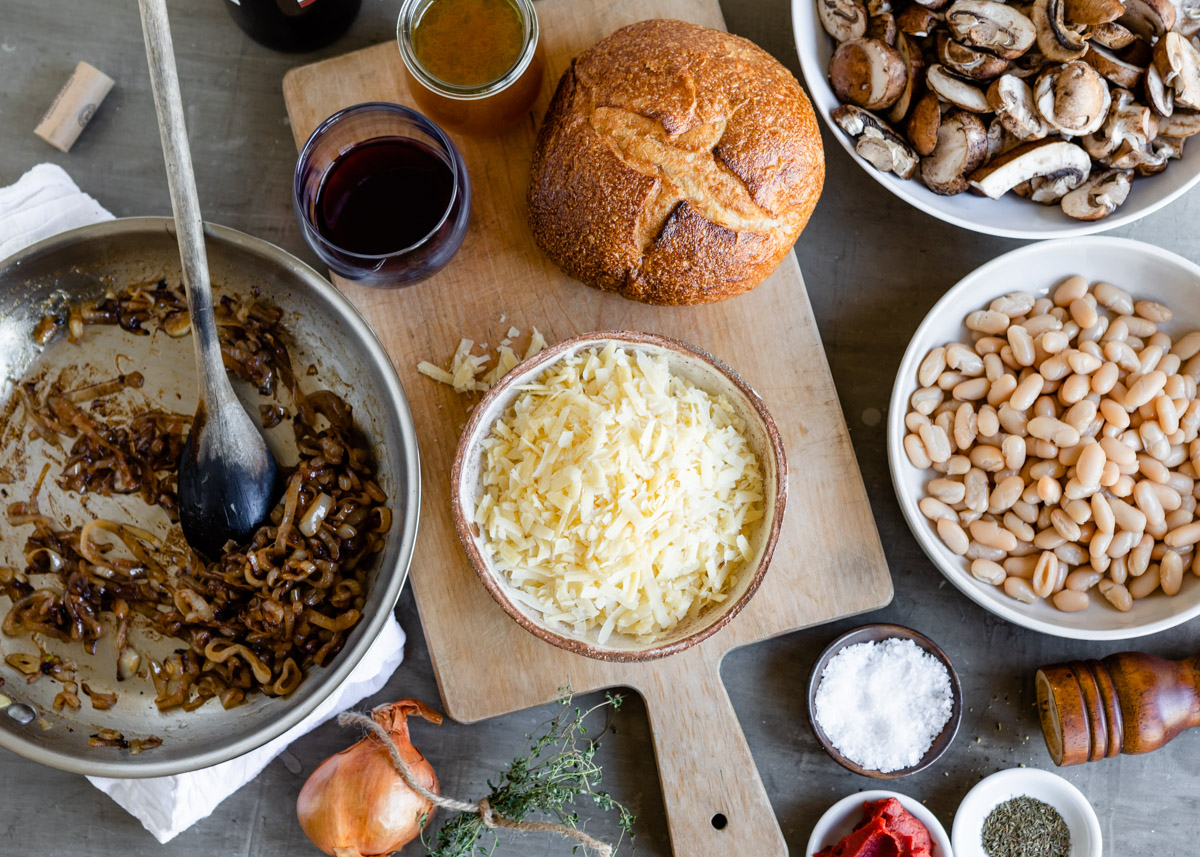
[{"left": 527, "top": 19, "right": 825, "bottom": 306}]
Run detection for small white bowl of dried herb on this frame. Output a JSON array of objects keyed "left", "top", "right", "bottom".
[{"left": 951, "top": 768, "right": 1101, "bottom": 857}]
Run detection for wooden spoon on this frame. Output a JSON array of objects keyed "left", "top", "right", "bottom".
[{"left": 139, "top": 0, "right": 280, "bottom": 559}]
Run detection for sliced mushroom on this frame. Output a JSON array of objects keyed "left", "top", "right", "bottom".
[
  {"left": 888, "top": 34, "right": 927, "bottom": 122},
  {"left": 937, "top": 31, "right": 1013, "bottom": 79},
  {"left": 1088, "top": 21, "right": 1138, "bottom": 48},
  {"left": 1174, "top": 0, "right": 1200, "bottom": 37},
  {"left": 945, "top": 0, "right": 1038, "bottom": 58},
  {"left": 913, "top": 0, "right": 953, "bottom": 9},
  {"left": 866, "top": 0, "right": 893, "bottom": 14},
  {"left": 1036, "top": 60, "right": 1113, "bottom": 135},
  {"left": 1084, "top": 43, "right": 1147, "bottom": 88},
  {"left": 1082, "top": 87, "right": 1158, "bottom": 158},
  {"left": 927, "top": 63, "right": 994, "bottom": 110},
  {"left": 1157, "top": 107, "right": 1200, "bottom": 133},
  {"left": 1034, "top": 0, "right": 1090, "bottom": 61},
  {"left": 818, "top": 0, "right": 869, "bottom": 42},
  {"left": 1144, "top": 63, "right": 1177, "bottom": 119},
  {"left": 1011, "top": 46, "right": 1050, "bottom": 77},
  {"left": 987, "top": 115, "right": 1028, "bottom": 158},
  {"left": 868, "top": 12, "right": 899, "bottom": 44},
  {"left": 897, "top": 5, "right": 944, "bottom": 35},
  {"left": 1106, "top": 132, "right": 1165, "bottom": 166},
  {"left": 1118, "top": 0, "right": 1176, "bottom": 39},
  {"left": 1064, "top": 0, "right": 1127, "bottom": 26},
  {"left": 1120, "top": 37, "right": 1155, "bottom": 67},
  {"left": 1030, "top": 171, "right": 1086, "bottom": 200},
  {"left": 1154, "top": 31, "right": 1200, "bottom": 110},
  {"left": 907, "top": 91, "right": 944, "bottom": 154},
  {"left": 1148, "top": 133, "right": 1186, "bottom": 164},
  {"left": 968, "top": 137, "right": 1093, "bottom": 196},
  {"left": 832, "top": 104, "right": 922, "bottom": 178},
  {"left": 921, "top": 110, "right": 991, "bottom": 193},
  {"left": 1060, "top": 168, "right": 1134, "bottom": 218},
  {"left": 1132, "top": 144, "right": 1172, "bottom": 170},
  {"left": 830, "top": 38, "right": 910, "bottom": 110},
  {"left": 988, "top": 73, "right": 1053, "bottom": 138},
  {"left": 1013, "top": 178, "right": 1038, "bottom": 196}
]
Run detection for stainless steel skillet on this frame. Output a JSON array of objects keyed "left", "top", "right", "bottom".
[{"left": 0, "top": 217, "right": 420, "bottom": 777}]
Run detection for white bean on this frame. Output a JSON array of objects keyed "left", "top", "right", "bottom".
[
  {"left": 953, "top": 377, "right": 990, "bottom": 401},
  {"left": 970, "top": 518, "right": 1019, "bottom": 551},
  {"left": 937, "top": 517, "right": 970, "bottom": 555},
  {"left": 1053, "top": 589, "right": 1090, "bottom": 612},
  {"left": 971, "top": 558, "right": 1007, "bottom": 585},
  {"left": 1004, "top": 576, "right": 1039, "bottom": 604},
  {"left": 1093, "top": 282, "right": 1133, "bottom": 314},
  {"left": 1054, "top": 275, "right": 1088, "bottom": 307},
  {"left": 1099, "top": 579, "right": 1133, "bottom": 611},
  {"left": 1171, "top": 331, "right": 1200, "bottom": 360},
  {"left": 919, "top": 423, "right": 952, "bottom": 464},
  {"left": 1135, "top": 300, "right": 1173, "bottom": 323},
  {"left": 1161, "top": 550, "right": 1184, "bottom": 595},
  {"left": 1033, "top": 551, "right": 1060, "bottom": 598},
  {"left": 919, "top": 497, "right": 957, "bottom": 522},
  {"left": 965, "top": 467, "right": 990, "bottom": 513},
  {"left": 1130, "top": 565, "right": 1161, "bottom": 599},
  {"left": 1028, "top": 416, "right": 1080, "bottom": 447},
  {"left": 966, "top": 310, "right": 1011, "bottom": 335},
  {"left": 947, "top": 342, "right": 984, "bottom": 375}
]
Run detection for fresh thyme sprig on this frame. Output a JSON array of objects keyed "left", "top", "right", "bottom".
[{"left": 425, "top": 689, "right": 635, "bottom": 857}]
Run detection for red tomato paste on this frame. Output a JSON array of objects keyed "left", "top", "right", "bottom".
[{"left": 815, "top": 797, "right": 934, "bottom": 857}]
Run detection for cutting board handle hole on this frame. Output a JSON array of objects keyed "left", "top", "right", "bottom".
[{"left": 710, "top": 813, "right": 728, "bottom": 830}]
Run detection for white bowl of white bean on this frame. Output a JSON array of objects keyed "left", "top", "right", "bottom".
[{"left": 890, "top": 236, "right": 1200, "bottom": 640}]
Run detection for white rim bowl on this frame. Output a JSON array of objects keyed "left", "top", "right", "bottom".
[
  {"left": 888, "top": 237, "right": 1200, "bottom": 639},
  {"left": 790, "top": 0, "right": 1200, "bottom": 239},
  {"left": 807, "top": 789, "right": 954, "bottom": 857},
  {"left": 952, "top": 768, "right": 1102, "bottom": 857}
]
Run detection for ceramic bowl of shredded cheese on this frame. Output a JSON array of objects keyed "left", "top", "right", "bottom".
[{"left": 450, "top": 331, "right": 787, "bottom": 661}]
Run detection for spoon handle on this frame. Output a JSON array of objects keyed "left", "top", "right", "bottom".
[{"left": 138, "top": 0, "right": 228, "bottom": 404}]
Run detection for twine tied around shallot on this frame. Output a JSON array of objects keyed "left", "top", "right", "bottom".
[
  {"left": 296, "top": 697, "right": 629, "bottom": 857},
  {"left": 337, "top": 708, "right": 614, "bottom": 857}
]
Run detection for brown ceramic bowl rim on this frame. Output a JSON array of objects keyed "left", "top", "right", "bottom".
[
  {"left": 806, "top": 623, "right": 963, "bottom": 778},
  {"left": 449, "top": 330, "right": 788, "bottom": 662}
]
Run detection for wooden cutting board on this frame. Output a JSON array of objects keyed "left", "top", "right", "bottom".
[{"left": 283, "top": 2, "right": 891, "bottom": 853}]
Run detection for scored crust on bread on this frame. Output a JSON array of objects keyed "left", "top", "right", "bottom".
[{"left": 527, "top": 19, "right": 825, "bottom": 306}]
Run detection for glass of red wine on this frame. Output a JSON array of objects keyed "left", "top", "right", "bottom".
[{"left": 293, "top": 102, "right": 471, "bottom": 287}]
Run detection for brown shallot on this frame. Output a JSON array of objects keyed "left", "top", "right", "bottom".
[{"left": 297, "top": 700, "right": 442, "bottom": 857}]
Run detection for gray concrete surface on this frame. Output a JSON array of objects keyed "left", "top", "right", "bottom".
[{"left": 1, "top": 0, "right": 1198, "bottom": 854}]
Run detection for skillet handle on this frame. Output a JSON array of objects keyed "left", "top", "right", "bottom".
[{"left": 635, "top": 644, "right": 787, "bottom": 857}]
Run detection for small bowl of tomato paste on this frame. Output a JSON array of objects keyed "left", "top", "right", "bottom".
[{"left": 807, "top": 791, "right": 953, "bottom": 857}]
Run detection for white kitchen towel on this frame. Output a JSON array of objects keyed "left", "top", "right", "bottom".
[
  {"left": 0, "top": 162, "right": 114, "bottom": 260},
  {"left": 89, "top": 615, "right": 406, "bottom": 843}
]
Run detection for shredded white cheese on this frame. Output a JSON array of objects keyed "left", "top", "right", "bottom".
[
  {"left": 475, "top": 342, "right": 765, "bottom": 643},
  {"left": 417, "top": 328, "right": 547, "bottom": 394}
]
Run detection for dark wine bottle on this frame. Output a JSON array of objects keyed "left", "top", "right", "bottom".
[{"left": 222, "top": 0, "right": 362, "bottom": 53}]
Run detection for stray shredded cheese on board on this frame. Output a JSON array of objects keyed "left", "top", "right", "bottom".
[
  {"left": 475, "top": 342, "right": 765, "bottom": 643},
  {"left": 418, "top": 328, "right": 547, "bottom": 393}
]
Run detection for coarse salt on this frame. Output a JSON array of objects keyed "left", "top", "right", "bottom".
[{"left": 813, "top": 637, "right": 953, "bottom": 773}]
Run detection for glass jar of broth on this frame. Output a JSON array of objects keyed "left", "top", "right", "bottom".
[{"left": 397, "top": 0, "right": 545, "bottom": 135}]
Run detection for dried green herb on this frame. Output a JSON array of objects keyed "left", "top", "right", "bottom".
[
  {"left": 981, "top": 795, "right": 1070, "bottom": 857},
  {"left": 425, "top": 689, "right": 635, "bottom": 857}
]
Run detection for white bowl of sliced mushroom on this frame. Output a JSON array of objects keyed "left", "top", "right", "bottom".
[
  {"left": 794, "top": 0, "right": 1200, "bottom": 236},
  {"left": 889, "top": 236, "right": 1200, "bottom": 639}
]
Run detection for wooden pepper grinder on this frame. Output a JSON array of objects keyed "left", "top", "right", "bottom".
[{"left": 1036, "top": 650, "right": 1200, "bottom": 766}]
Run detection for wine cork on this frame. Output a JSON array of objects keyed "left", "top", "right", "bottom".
[{"left": 34, "top": 62, "right": 115, "bottom": 153}]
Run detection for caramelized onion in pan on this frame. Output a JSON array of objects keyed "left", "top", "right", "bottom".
[{"left": 3, "top": 281, "right": 389, "bottom": 713}]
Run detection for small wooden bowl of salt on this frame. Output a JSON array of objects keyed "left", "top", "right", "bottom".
[{"left": 808, "top": 623, "right": 963, "bottom": 779}]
